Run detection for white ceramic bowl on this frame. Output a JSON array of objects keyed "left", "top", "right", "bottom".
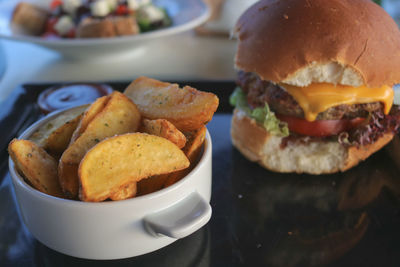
[{"left": 9, "top": 106, "right": 212, "bottom": 260}]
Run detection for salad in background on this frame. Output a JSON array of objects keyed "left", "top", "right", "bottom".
[{"left": 11, "top": 0, "right": 172, "bottom": 39}]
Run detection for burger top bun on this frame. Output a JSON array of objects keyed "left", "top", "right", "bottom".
[{"left": 234, "top": 0, "right": 400, "bottom": 88}]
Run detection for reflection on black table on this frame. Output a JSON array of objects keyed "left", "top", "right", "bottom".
[{"left": 209, "top": 115, "right": 400, "bottom": 267}]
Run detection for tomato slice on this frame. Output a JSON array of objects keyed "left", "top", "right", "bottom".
[{"left": 276, "top": 114, "right": 365, "bottom": 137}]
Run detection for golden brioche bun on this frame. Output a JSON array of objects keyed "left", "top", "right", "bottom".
[
  {"left": 231, "top": 109, "right": 394, "bottom": 174},
  {"left": 234, "top": 0, "right": 400, "bottom": 87}
]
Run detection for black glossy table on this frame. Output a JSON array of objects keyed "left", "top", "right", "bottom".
[{"left": 1, "top": 81, "right": 400, "bottom": 267}]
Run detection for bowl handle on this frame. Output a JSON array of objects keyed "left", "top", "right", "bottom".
[{"left": 143, "top": 191, "right": 212, "bottom": 239}]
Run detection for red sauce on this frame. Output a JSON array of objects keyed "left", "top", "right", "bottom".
[{"left": 38, "top": 83, "right": 113, "bottom": 114}]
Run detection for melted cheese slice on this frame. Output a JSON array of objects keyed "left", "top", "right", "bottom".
[{"left": 281, "top": 83, "right": 394, "bottom": 121}]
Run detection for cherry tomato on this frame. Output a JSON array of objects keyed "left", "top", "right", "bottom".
[
  {"left": 115, "top": 5, "right": 130, "bottom": 15},
  {"left": 50, "top": 0, "right": 63, "bottom": 10},
  {"left": 276, "top": 115, "right": 365, "bottom": 137}
]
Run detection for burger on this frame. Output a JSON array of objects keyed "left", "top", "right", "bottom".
[{"left": 230, "top": 0, "right": 400, "bottom": 174}]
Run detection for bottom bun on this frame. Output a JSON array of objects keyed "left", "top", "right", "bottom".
[{"left": 231, "top": 109, "right": 394, "bottom": 175}]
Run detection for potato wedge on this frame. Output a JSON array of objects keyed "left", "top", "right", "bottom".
[
  {"left": 43, "top": 113, "right": 82, "bottom": 158},
  {"left": 79, "top": 133, "right": 190, "bottom": 202},
  {"left": 124, "top": 76, "right": 219, "bottom": 131},
  {"left": 59, "top": 92, "right": 140, "bottom": 198},
  {"left": 8, "top": 139, "right": 63, "bottom": 198},
  {"left": 162, "top": 172, "right": 183, "bottom": 189},
  {"left": 164, "top": 126, "right": 207, "bottom": 187},
  {"left": 70, "top": 95, "right": 110, "bottom": 144},
  {"left": 138, "top": 126, "right": 207, "bottom": 195},
  {"left": 61, "top": 91, "right": 141, "bottom": 165},
  {"left": 182, "top": 126, "right": 207, "bottom": 163},
  {"left": 58, "top": 162, "right": 79, "bottom": 199},
  {"left": 109, "top": 182, "right": 137, "bottom": 201},
  {"left": 141, "top": 118, "right": 186, "bottom": 148},
  {"left": 29, "top": 106, "right": 87, "bottom": 147},
  {"left": 137, "top": 174, "right": 169, "bottom": 196}
]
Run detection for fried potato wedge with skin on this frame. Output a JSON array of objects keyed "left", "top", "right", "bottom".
[
  {"left": 79, "top": 133, "right": 190, "bottom": 202},
  {"left": 59, "top": 92, "right": 140, "bottom": 198},
  {"left": 138, "top": 174, "right": 169, "bottom": 196},
  {"left": 164, "top": 126, "right": 207, "bottom": 187},
  {"left": 137, "top": 171, "right": 183, "bottom": 196},
  {"left": 183, "top": 126, "right": 207, "bottom": 163},
  {"left": 61, "top": 91, "right": 141, "bottom": 165},
  {"left": 138, "top": 126, "right": 207, "bottom": 195},
  {"left": 124, "top": 76, "right": 219, "bottom": 131},
  {"left": 163, "top": 126, "right": 207, "bottom": 188},
  {"left": 141, "top": 118, "right": 187, "bottom": 148},
  {"left": 44, "top": 113, "right": 82, "bottom": 158},
  {"left": 163, "top": 172, "right": 183, "bottom": 188},
  {"left": 58, "top": 162, "right": 79, "bottom": 199},
  {"left": 70, "top": 95, "right": 110, "bottom": 144},
  {"left": 29, "top": 106, "right": 87, "bottom": 146},
  {"left": 8, "top": 139, "right": 63, "bottom": 198},
  {"left": 109, "top": 182, "right": 137, "bottom": 201}
]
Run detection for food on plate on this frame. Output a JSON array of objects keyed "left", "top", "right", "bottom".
[
  {"left": 8, "top": 77, "right": 218, "bottom": 201},
  {"left": 59, "top": 91, "right": 141, "bottom": 197},
  {"left": 76, "top": 16, "right": 139, "bottom": 38},
  {"left": 11, "top": 0, "right": 171, "bottom": 39},
  {"left": 11, "top": 2, "right": 49, "bottom": 35},
  {"left": 124, "top": 76, "right": 219, "bottom": 131},
  {"left": 79, "top": 133, "right": 190, "bottom": 202},
  {"left": 8, "top": 139, "right": 63, "bottom": 197},
  {"left": 141, "top": 118, "right": 187, "bottom": 149},
  {"left": 230, "top": 0, "right": 400, "bottom": 174}
]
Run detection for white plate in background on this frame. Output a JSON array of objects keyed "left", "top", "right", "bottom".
[{"left": 0, "top": 0, "right": 210, "bottom": 59}]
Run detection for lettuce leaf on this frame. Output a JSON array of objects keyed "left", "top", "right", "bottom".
[
  {"left": 137, "top": 6, "right": 172, "bottom": 32},
  {"left": 230, "top": 87, "right": 289, "bottom": 137}
]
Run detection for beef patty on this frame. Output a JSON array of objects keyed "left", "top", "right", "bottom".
[{"left": 237, "top": 71, "right": 384, "bottom": 120}]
